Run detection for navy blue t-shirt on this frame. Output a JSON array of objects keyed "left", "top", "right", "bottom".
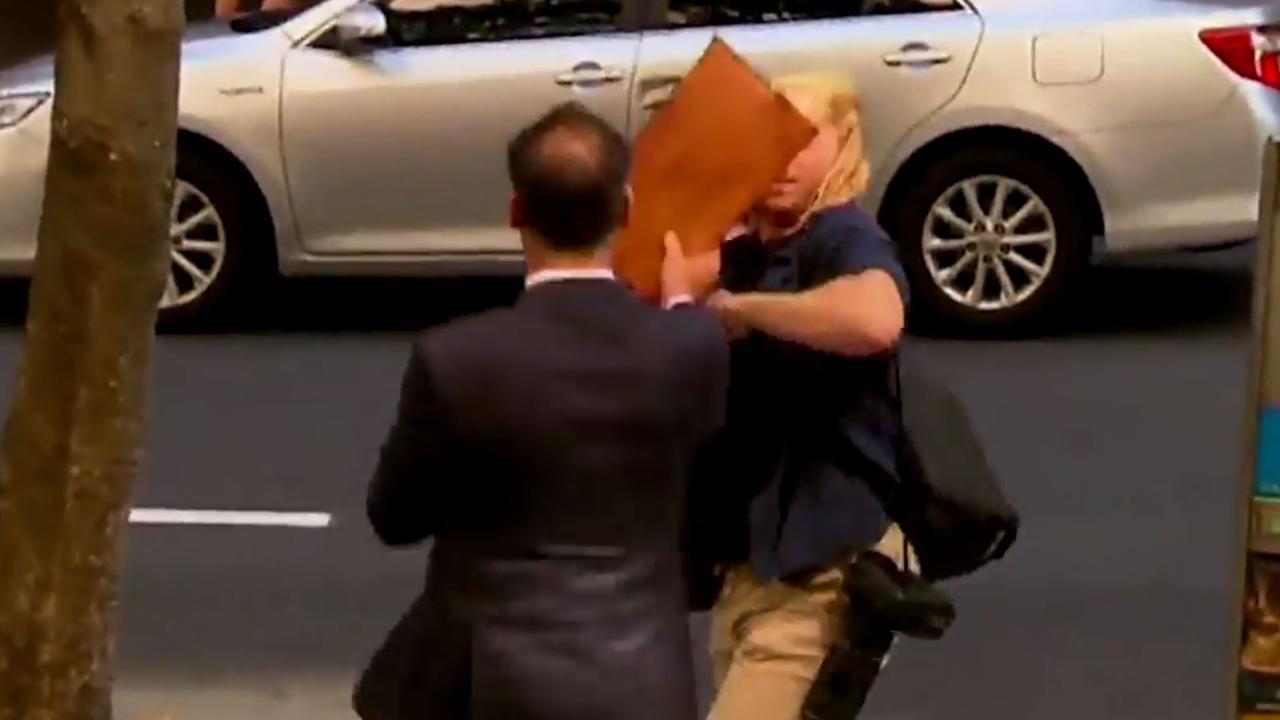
[{"left": 715, "top": 201, "right": 908, "bottom": 581}]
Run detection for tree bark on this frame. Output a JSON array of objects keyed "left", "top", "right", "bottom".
[{"left": 0, "top": 0, "right": 184, "bottom": 717}]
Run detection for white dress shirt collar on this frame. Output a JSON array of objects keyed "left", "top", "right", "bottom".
[
  {"left": 523, "top": 267, "right": 692, "bottom": 309},
  {"left": 525, "top": 268, "right": 616, "bottom": 288}
]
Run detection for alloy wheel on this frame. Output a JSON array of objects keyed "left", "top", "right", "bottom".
[
  {"left": 921, "top": 175, "right": 1057, "bottom": 312},
  {"left": 164, "top": 179, "right": 228, "bottom": 310}
]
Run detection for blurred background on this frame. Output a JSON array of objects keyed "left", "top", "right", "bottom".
[{"left": 0, "top": 0, "right": 216, "bottom": 67}]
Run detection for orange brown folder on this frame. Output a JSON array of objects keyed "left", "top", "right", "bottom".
[{"left": 613, "top": 37, "right": 817, "bottom": 302}]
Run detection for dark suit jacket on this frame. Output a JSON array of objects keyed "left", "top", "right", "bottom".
[{"left": 355, "top": 278, "right": 728, "bottom": 720}]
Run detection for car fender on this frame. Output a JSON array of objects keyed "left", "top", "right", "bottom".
[{"left": 868, "top": 105, "right": 1114, "bottom": 236}]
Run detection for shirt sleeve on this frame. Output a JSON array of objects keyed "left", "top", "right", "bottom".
[
  {"left": 813, "top": 211, "right": 911, "bottom": 308},
  {"left": 664, "top": 294, "right": 694, "bottom": 309},
  {"left": 367, "top": 338, "right": 452, "bottom": 547}
]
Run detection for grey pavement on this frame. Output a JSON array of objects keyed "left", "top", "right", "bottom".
[{"left": 0, "top": 246, "right": 1256, "bottom": 719}]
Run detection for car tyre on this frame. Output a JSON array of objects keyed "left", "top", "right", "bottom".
[
  {"left": 157, "top": 151, "right": 266, "bottom": 331},
  {"left": 885, "top": 146, "right": 1091, "bottom": 336}
]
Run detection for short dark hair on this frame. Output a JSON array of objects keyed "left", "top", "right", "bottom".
[{"left": 506, "top": 102, "right": 631, "bottom": 253}]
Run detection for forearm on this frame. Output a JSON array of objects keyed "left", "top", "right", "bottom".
[{"left": 734, "top": 275, "right": 904, "bottom": 357}]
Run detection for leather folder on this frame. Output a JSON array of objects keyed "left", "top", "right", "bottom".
[{"left": 613, "top": 37, "right": 816, "bottom": 301}]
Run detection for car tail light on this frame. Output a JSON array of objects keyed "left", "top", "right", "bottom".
[{"left": 1201, "top": 25, "right": 1280, "bottom": 90}]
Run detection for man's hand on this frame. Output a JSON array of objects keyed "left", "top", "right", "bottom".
[
  {"left": 707, "top": 290, "right": 749, "bottom": 340},
  {"left": 661, "top": 231, "right": 694, "bottom": 308}
]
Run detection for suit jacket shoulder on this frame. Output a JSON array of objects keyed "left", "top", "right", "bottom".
[
  {"left": 411, "top": 304, "right": 525, "bottom": 388},
  {"left": 417, "top": 304, "right": 519, "bottom": 355}
]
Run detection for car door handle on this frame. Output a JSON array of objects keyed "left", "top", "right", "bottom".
[
  {"left": 883, "top": 46, "right": 953, "bottom": 67},
  {"left": 640, "top": 88, "right": 676, "bottom": 110},
  {"left": 555, "top": 62, "right": 626, "bottom": 87},
  {"left": 638, "top": 75, "right": 681, "bottom": 110}
]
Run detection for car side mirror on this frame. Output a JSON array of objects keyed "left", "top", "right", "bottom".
[{"left": 332, "top": 3, "right": 388, "bottom": 54}]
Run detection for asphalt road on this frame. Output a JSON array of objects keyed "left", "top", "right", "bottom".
[{"left": 0, "top": 246, "right": 1257, "bottom": 719}]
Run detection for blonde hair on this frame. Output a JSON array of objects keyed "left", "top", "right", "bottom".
[{"left": 771, "top": 72, "right": 871, "bottom": 221}]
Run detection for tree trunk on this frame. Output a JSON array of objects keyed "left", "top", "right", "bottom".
[{"left": 0, "top": 0, "right": 184, "bottom": 717}]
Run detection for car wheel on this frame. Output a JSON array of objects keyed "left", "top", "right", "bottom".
[
  {"left": 157, "top": 152, "right": 263, "bottom": 330},
  {"left": 886, "top": 146, "right": 1090, "bottom": 334}
]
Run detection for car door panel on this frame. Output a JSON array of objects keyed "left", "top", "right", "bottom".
[
  {"left": 630, "top": 10, "right": 982, "bottom": 184},
  {"left": 282, "top": 31, "right": 639, "bottom": 256}
]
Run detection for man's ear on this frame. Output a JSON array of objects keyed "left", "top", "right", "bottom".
[
  {"left": 509, "top": 194, "right": 525, "bottom": 230},
  {"left": 621, "top": 185, "right": 634, "bottom": 226}
]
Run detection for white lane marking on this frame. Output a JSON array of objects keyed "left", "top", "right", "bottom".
[{"left": 128, "top": 508, "right": 332, "bottom": 528}]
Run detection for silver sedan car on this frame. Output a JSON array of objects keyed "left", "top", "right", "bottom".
[{"left": 1, "top": 0, "right": 1278, "bottom": 331}]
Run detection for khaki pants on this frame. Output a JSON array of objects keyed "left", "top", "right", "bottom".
[{"left": 707, "top": 526, "right": 915, "bottom": 720}]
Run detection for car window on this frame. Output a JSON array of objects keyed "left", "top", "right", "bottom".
[
  {"left": 663, "top": 0, "right": 961, "bottom": 28},
  {"left": 229, "top": 2, "right": 325, "bottom": 32},
  {"left": 378, "top": 0, "right": 627, "bottom": 45}
]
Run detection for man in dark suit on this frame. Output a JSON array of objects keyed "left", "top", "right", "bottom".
[{"left": 354, "top": 102, "right": 729, "bottom": 720}]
